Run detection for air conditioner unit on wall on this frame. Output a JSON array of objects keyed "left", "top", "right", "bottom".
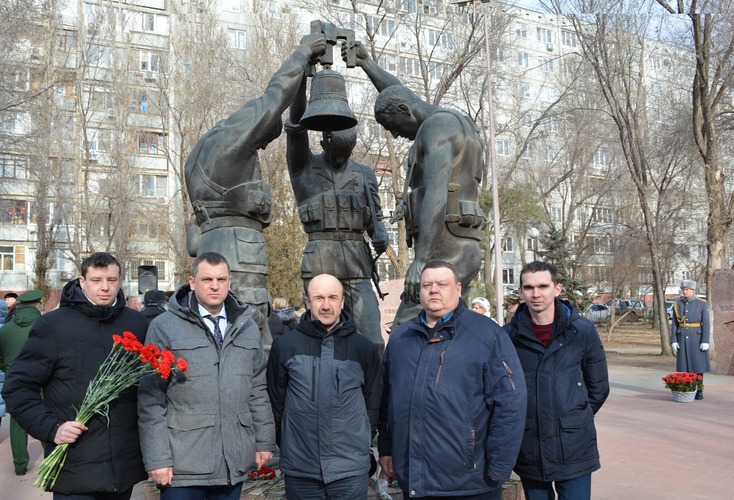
[
  {"left": 144, "top": 70, "right": 157, "bottom": 82},
  {"left": 107, "top": 109, "right": 115, "bottom": 118},
  {"left": 547, "top": 43, "right": 555, "bottom": 52},
  {"left": 60, "top": 271, "right": 72, "bottom": 280}
]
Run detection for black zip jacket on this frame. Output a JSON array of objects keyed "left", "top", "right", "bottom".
[
  {"left": 266, "top": 311, "right": 382, "bottom": 483},
  {"left": 3, "top": 280, "right": 148, "bottom": 493}
]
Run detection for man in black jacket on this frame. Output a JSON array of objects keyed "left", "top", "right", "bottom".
[
  {"left": 267, "top": 274, "right": 382, "bottom": 499},
  {"left": 2, "top": 252, "right": 148, "bottom": 498},
  {"left": 504, "top": 261, "right": 609, "bottom": 500}
]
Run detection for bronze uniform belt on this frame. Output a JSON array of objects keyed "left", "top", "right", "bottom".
[
  {"left": 308, "top": 232, "right": 364, "bottom": 241},
  {"left": 680, "top": 323, "right": 701, "bottom": 328}
]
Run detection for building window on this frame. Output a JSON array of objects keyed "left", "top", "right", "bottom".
[
  {"left": 0, "top": 153, "right": 29, "bottom": 179},
  {"left": 519, "top": 81, "right": 531, "bottom": 98},
  {"left": 539, "top": 57, "right": 554, "bottom": 73},
  {"left": 55, "top": 30, "right": 77, "bottom": 52},
  {"left": 502, "top": 236, "right": 514, "bottom": 252},
  {"left": 595, "top": 235, "right": 613, "bottom": 254},
  {"left": 131, "top": 90, "right": 150, "bottom": 113},
  {"left": 592, "top": 150, "right": 611, "bottom": 166},
  {"left": 496, "top": 139, "right": 510, "bottom": 156},
  {"left": 0, "top": 245, "right": 23, "bottom": 271},
  {"left": 537, "top": 27, "right": 552, "bottom": 44},
  {"left": 222, "top": 0, "right": 241, "bottom": 12},
  {"left": 137, "top": 132, "right": 166, "bottom": 155},
  {"left": 384, "top": 54, "right": 396, "bottom": 72},
  {"left": 141, "top": 13, "right": 156, "bottom": 32},
  {"left": 140, "top": 51, "right": 160, "bottom": 72},
  {"left": 402, "top": 0, "right": 417, "bottom": 13},
  {"left": 400, "top": 57, "right": 421, "bottom": 76},
  {"left": 539, "top": 85, "right": 557, "bottom": 102},
  {"left": 515, "top": 23, "right": 527, "bottom": 38},
  {"left": 0, "top": 199, "right": 28, "bottom": 224},
  {"left": 517, "top": 51, "right": 529, "bottom": 67},
  {"left": 423, "top": 0, "right": 437, "bottom": 14},
  {"left": 228, "top": 28, "right": 247, "bottom": 49},
  {"left": 133, "top": 174, "right": 168, "bottom": 197},
  {"left": 428, "top": 29, "right": 453, "bottom": 49},
  {"left": 561, "top": 30, "right": 577, "bottom": 47},
  {"left": 87, "top": 44, "right": 111, "bottom": 67},
  {"left": 503, "top": 268, "right": 515, "bottom": 285},
  {"left": 592, "top": 207, "right": 614, "bottom": 224}
]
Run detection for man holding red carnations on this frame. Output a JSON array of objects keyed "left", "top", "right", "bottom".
[
  {"left": 2, "top": 252, "right": 149, "bottom": 498},
  {"left": 137, "top": 252, "right": 275, "bottom": 500}
]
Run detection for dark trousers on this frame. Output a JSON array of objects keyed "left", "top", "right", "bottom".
[
  {"left": 284, "top": 474, "right": 368, "bottom": 499},
  {"left": 521, "top": 473, "right": 592, "bottom": 500},
  {"left": 10, "top": 415, "right": 29, "bottom": 473},
  {"left": 53, "top": 487, "right": 134, "bottom": 500},
  {"left": 159, "top": 483, "right": 244, "bottom": 500}
]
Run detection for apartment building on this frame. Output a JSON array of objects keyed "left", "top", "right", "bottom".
[{"left": 0, "top": 0, "right": 710, "bottom": 301}]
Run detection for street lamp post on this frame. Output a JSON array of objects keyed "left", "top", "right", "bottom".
[{"left": 528, "top": 227, "right": 540, "bottom": 261}]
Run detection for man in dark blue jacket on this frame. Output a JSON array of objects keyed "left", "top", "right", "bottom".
[
  {"left": 378, "top": 261, "right": 527, "bottom": 499},
  {"left": 504, "top": 261, "right": 609, "bottom": 500},
  {"left": 267, "top": 273, "right": 382, "bottom": 499}
]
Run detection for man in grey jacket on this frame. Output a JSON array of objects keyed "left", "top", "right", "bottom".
[{"left": 138, "top": 252, "right": 275, "bottom": 500}]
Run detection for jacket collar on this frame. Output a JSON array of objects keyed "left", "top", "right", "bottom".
[
  {"left": 60, "top": 279, "right": 126, "bottom": 321},
  {"left": 296, "top": 310, "right": 357, "bottom": 339}
]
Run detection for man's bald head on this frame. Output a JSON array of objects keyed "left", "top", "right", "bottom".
[{"left": 306, "top": 274, "right": 345, "bottom": 332}]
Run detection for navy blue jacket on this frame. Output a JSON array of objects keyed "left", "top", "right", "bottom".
[
  {"left": 266, "top": 311, "right": 382, "bottom": 483},
  {"left": 504, "top": 300, "right": 609, "bottom": 482},
  {"left": 378, "top": 302, "right": 527, "bottom": 497}
]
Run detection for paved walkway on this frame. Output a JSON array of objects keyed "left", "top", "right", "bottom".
[{"left": 1, "top": 356, "right": 732, "bottom": 499}]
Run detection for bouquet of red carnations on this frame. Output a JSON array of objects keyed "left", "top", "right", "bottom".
[{"left": 35, "top": 331, "right": 187, "bottom": 491}]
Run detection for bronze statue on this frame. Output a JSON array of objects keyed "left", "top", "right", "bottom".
[
  {"left": 285, "top": 74, "right": 389, "bottom": 348},
  {"left": 185, "top": 34, "right": 327, "bottom": 344},
  {"left": 346, "top": 42, "right": 487, "bottom": 327}
]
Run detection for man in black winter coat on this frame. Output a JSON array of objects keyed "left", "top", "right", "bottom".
[
  {"left": 504, "top": 261, "right": 609, "bottom": 500},
  {"left": 2, "top": 252, "right": 148, "bottom": 498}
]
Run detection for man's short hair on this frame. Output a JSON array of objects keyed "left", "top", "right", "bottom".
[
  {"left": 421, "top": 260, "right": 459, "bottom": 282},
  {"left": 191, "top": 252, "right": 230, "bottom": 277},
  {"left": 81, "top": 252, "right": 121, "bottom": 277},
  {"left": 519, "top": 261, "right": 559, "bottom": 287},
  {"left": 374, "top": 85, "right": 421, "bottom": 115}
]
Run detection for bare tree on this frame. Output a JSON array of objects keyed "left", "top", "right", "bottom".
[
  {"left": 550, "top": 0, "right": 700, "bottom": 352},
  {"left": 654, "top": 1, "right": 734, "bottom": 291}
]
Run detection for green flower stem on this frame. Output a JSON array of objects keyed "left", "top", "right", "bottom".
[{"left": 34, "top": 343, "right": 179, "bottom": 491}]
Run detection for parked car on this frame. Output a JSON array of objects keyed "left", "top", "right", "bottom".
[
  {"left": 585, "top": 303, "right": 611, "bottom": 324},
  {"left": 628, "top": 299, "right": 648, "bottom": 319},
  {"left": 603, "top": 299, "right": 643, "bottom": 318},
  {"left": 666, "top": 300, "right": 676, "bottom": 321}
]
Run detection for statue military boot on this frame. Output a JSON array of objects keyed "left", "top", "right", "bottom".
[{"left": 695, "top": 389, "right": 703, "bottom": 400}]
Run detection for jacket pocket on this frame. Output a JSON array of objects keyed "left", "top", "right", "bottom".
[
  {"left": 559, "top": 410, "right": 597, "bottom": 464},
  {"left": 234, "top": 412, "right": 256, "bottom": 474},
  {"left": 168, "top": 414, "right": 217, "bottom": 474}
]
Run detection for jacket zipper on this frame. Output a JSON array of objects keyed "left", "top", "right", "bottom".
[
  {"left": 435, "top": 351, "right": 445, "bottom": 386},
  {"left": 502, "top": 360, "right": 516, "bottom": 391},
  {"left": 311, "top": 356, "right": 317, "bottom": 401}
]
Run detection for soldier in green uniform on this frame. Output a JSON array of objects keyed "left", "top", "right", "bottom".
[
  {"left": 670, "top": 280, "right": 710, "bottom": 400},
  {"left": 0, "top": 289, "right": 43, "bottom": 475}
]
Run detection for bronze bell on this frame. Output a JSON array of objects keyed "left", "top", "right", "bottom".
[{"left": 300, "top": 69, "right": 358, "bottom": 132}]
